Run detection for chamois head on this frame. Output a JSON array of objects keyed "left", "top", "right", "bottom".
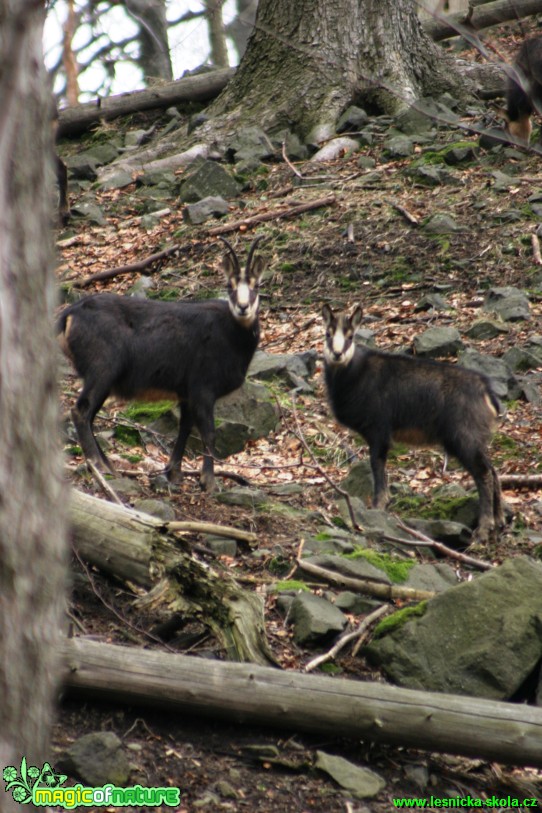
[
  {"left": 220, "top": 236, "right": 264, "bottom": 327},
  {"left": 322, "top": 304, "right": 362, "bottom": 367}
]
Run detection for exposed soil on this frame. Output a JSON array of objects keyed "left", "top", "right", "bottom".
[{"left": 52, "top": 23, "right": 542, "bottom": 812}]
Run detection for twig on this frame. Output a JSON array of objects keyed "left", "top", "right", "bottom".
[
  {"left": 297, "top": 558, "right": 436, "bottom": 602},
  {"left": 166, "top": 520, "right": 257, "bottom": 545},
  {"left": 207, "top": 195, "right": 336, "bottom": 236},
  {"left": 290, "top": 394, "right": 362, "bottom": 532},
  {"left": 391, "top": 518, "right": 494, "bottom": 571},
  {"left": 86, "top": 460, "right": 124, "bottom": 506},
  {"left": 282, "top": 140, "right": 303, "bottom": 178},
  {"left": 500, "top": 473, "right": 542, "bottom": 488},
  {"left": 73, "top": 244, "right": 186, "bottom": 288},
  {"left": 304, "top": 604, "right": 389, "bottom": 672},
  {"left": 386, "top": 198, "right": 419, "bottom": 226}
]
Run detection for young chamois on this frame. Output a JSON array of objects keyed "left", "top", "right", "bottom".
[
  {"left": 501, "top": 36, "right": 542, "bottom": 144},
  {"left": 58, "top": 238, "right": 265, "bottom": 492},
  {"left": 322, "top": 305, "right": 504, "bottom": 542}
]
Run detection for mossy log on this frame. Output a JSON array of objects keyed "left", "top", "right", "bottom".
[
  {"left": 62, "top": 637, "right": 542, "bottom": 769},
  {"left": 68, "top": 489, "right": 275, "bottom": 666}
]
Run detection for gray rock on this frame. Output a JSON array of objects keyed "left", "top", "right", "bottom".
[
  {"left": 315, "top": 751, "right": 385, "bottom": 798},
  {"left": 465, "top": 319, "right": 509, "bottom": 340},
  {"left": 335, "top": 591, "right": 384, "bottom": 614},
  {"left": 226, "top": 126, "right": 275, "bottom": 162},
  {"left": 383, "top": 135, "right": 414, "bottom": 158},
  {"left": 179, "top": 159, "right": 241, "bottom": 203},
  {"left": 443, "top": 146, "right": 477, "bottom": 165},
  {"left": 311, "top": 137, "right": 360, "bottom": 162},
  {"left": 305, "top": 123, "right": 336, "bottom": 147},
  {"left": 415, "top": 293, "right": 449, "bottom": 312},
  {"left": 248, "top": 350, "right": 316, "bottom": 386},
  {"left": 395, "top": 103, "right": 434, "bottom": 135},
  {"left": 204, "top": 535, "right": 238, "bottom": 557},
  {"left": 133, "top": 498, "right": 176, "bottom": 521},
  {"left": 410, "top": 166, "right": 444, "bottom": 186},
  {"left": 69, "top": 201, "right": 106, "bottom": 225},
  {"left": 303, "top": 553, "right": 391, "bottom": 585},
  {"left": 459, "top": 348, "right": 517, "bottom": 400},
  {"left": 491, "top": 170, "right": 516, "bottom": 191},
  {"left": 183, "top": 195, "right": 229, "bottom": 224},
  {"left": 337, "top": 106, "right": 369, "bottom": 133},
  {"left": 483, "top": 287, "right": 531, "bottom": 322},
  {"left": 338, "top": 499, "right": 414, "bottom": 541},
  {"left": 66, "top": 154, "right": 99, "bottom": 181},
  {"left": 502, "top": 346, "right": 542, "bottom": 372},
  {"left": 422, "top": 213, "right": 461, "bottom": 234},
  {"left": 99, "top": 169, "right": 134, "bottom": 190},
  {"left": 125, "top": 129, "right": 149, "bottom": 147},
  {"left": 366, "top": 557, "right": 542, "bottom": 699},
  {"left": 403, "top": 563, "right": 458, "bottom": 593},
  {"left": 57, "top": 732, "right": 131, "bottom": 786},
  {"left": 406, "top": 518, "right": 472, "bottom": 546},
  {"left": 341, "top": 460, "right": 374, "bottom": 502},
  {"left": 290, "top": 592, "right": 347, "bottom": 644},
  {"left": 413, "top": 326, "right": 463, "bottom": 358},
  {"left": 216, "top": 487, "right": 267, "bottom": 508}
]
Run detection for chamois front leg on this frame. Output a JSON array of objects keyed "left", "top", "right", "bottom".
[
  {"left": 193, "top": 399, "right": 218, "bottom": 493},
  {"left": 368, "top": 438, "right": 390, "bottom": 509},
  {"left": 165, "top": 404, "right": 194, "bottom": 482}
]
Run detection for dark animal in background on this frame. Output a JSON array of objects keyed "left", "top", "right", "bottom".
[
  {"left": 57, "top": 238, "right": 265, "bottom": 492},
  {"left": 322, "top": 305, "right": 504, "bottom": 542},
  {"left": 502, "top": 36, "right": 542, "bottom": 143},
  {"left": 51, "top": 99, "right": 70, "bottom": 224}
]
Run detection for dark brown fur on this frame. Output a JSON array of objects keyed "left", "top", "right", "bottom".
[{"left": 322, "top": 305, "right": 504, "bottom": 542}]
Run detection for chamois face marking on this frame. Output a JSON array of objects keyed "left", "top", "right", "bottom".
[
  {"left": 222, "top": 239, "right": 263, "bottom": 327},
  {"left": 322, "top": 304, "right": 362, "bottom": 367}
]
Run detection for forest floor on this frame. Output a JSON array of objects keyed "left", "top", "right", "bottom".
[{"left": 51, "top": 22, "right": 542, "bottom": 813}]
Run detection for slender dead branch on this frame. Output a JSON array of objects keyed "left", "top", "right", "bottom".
[
  {"left": 391, "top": 518, "right": 494, "bottom": 571},
  {"left": 297, "top": 558, "right": 436, "bottom": 602},
  {"left": 207, "top": 195, "right": 336, "bottom": 236},
  {"left": 166, "top": 520, "right": 257, "bottom": 545},
  {"left": 304, "top": 604, "right": 389, "bottom": 672},
  {"left": 72, "top": 244, "right": 185, "bottom": 288}
]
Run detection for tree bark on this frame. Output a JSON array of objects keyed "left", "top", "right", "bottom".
[
  {"left": 57, "top": 67, "right": 235, "bottom": 138},
  {"left": 205, "top": 0, "right": 230, "bottom": 67},
  {"left": 69, "top": 489, "right": 275, "bottom": 666},
  {"left": 207, "top": 0, "right": 470, "bottom": 138},
  {"left": 62, "top": 638, "right": 542, "bottom": 769},
  {"left": 0, "top": 2, "right": 68, "bottom": 807}
]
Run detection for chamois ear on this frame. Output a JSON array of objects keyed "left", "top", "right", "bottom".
[
  {"left": 322, "top": 304, "right": 334, "bottom": 326},
  {"left": 248, "top": 255, "right": 265, "bottom": 285},
  {"left": 350, "top": 306, "right": 363, "bottom": 329}
]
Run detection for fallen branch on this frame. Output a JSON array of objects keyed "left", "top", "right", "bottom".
[
  {"left": 166, "top": 520, "right": 257, "bottom": 545},
  {"left": 390, "top": 518, "right": 494, "bottom": 572},
  {"left": 500, "top": 473, "right": 542, "bottom": 488},
  {"left": 73, "top": 244, "right": 185, "bottom": 288},
  {"left": 423, "top": 0, "right": 542, "bottom": 42},
  {"left": 296, "top": 557, "right": 436, "bottom": 602},
  {"left": 207, "top": 195, "right": 336, "bottom": 236},
  {"left": 62, "top": 637, "right": 542, "bottom": 768},
  {"left": 532, "top": 234, "right": 542, "bottom": 266},
  {"left": 386, "top": 199, "right": 419, "bottom": 226},
  {"left": 304, "top": 604, "right": 389, "bottom": 672}
]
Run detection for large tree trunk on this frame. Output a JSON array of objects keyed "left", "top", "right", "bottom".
[
  {"left": 0, "top": 2, "right": 68, "bottom": 809},
  {"left": 209, "top": 0, "right": 469, "bottom": 138}
]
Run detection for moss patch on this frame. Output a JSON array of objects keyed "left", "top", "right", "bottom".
[
  {"left": 344, "top": 548, "right": 414, "bottom": 583},
  {"left": 121, "top": 400, "right": 175, "bottom": 422},
  {"left": 373, "top": 601, "right": 428, "bottom": 638}
]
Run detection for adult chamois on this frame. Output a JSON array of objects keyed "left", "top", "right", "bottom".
[
  {"left": 322, "top": 305, "right": 504, "bottom": 542},
  {"left": 58, "top": 238, "right": 265, "bottom": 491}
]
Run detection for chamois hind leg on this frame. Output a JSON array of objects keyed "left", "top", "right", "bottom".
[
  {"left": 165, "top": 403, "right": 194, "bottom": 482},
  {"left": 491, "top": 464, "right": 505, "bottom": 529},
  {"left": 368, "top": 437, "right": 390, "bottom": 509},
  {"left": 72, "top": 382, "right": 114, "bottom": 471},
  {"left": 192, "top": 399, "right": 218, "bottom": 493},
  {"left": 449, "top": 440, "right": 497, "bottom": 542}
]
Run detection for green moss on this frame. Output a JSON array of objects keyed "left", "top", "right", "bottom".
[
  {"left": 273, "top": 580, "right": 310, "bottom": 592},
  {"left": 318, "top": 663, "right": 343, "bottom": 675},
  {"left": 373, "top": 601, "right": 428, "bottom": 638},
  {"left": 147, "top": 287, "right": 180, "bottom": 302},
  {"left": 344, "top": 548, "right": 414, "bottom": 583},
  {"left": 121, "top": 453, "right": 144, "bottom": 464},
  {"left": 113, "top": 425, "right": 141, "bottom": 446},
  {"left": 121, "top": 400, "right": 175, "bottom": 421},
  {"left": 393, "top": 493, "right": 474, "bottom": 521},
  {"left": 66, "top": 445, "right": 82, "bottom": 457}
]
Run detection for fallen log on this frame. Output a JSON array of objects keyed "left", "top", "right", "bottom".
[
  {"left": 57, "top": 68, "right": 235, "bottom": 138},
  {"left": 62, "top": 637, "right": 542, "bottom": 769},
  {"left": 424, "top": 0, "right": 542, "bottom": 42},
  {"left": 68, "top": 489, "right": 273, "bottom": 665}
]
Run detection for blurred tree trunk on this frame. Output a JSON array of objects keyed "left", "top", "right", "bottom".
[
  {"left": 127, "top": 0, "right": 173, "bottom": 81},
  {"left": 210, "top": 0, "right": 469, "bottom": 137},
  {"left": 205, "top": 0, "right": 229, "bottom": 67},
  {"left": 0, "top": 2, "right": 68, "bottom": 809}
]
